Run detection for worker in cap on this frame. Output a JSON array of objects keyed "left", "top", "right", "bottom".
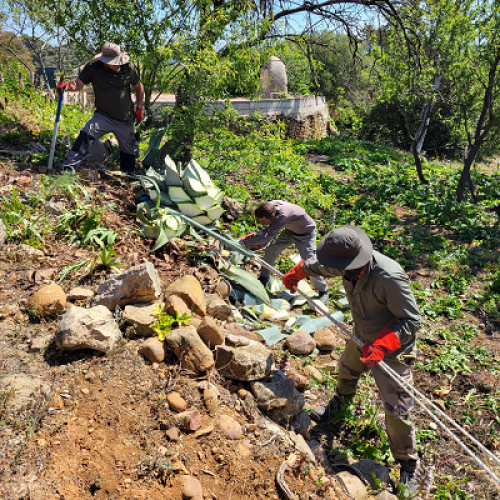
[
  {"left": 57, "top": 42, "right": 144, "bottom": 175},
  {"left": 238, "top": 200, "right": 329, "bottom": 304},
  {"left": 282, "top": 225, "right": 421, "bottom": 495}
]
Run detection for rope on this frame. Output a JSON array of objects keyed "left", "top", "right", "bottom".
[{"left": 160, "top": 208, "right": 500, "bottom": 488}]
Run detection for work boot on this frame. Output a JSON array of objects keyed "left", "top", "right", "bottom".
[
  {"left": 311, "top": 393, "right": 351, "bottom": 423},
  {"left": 61, "top": 151, "right": 87, "bottom": 168},
  {"left": 318, "top": 291, "right": 329, "bottom": 305},
  {"left": 399, "top": 468, "right": 418, "bottom": 497}
]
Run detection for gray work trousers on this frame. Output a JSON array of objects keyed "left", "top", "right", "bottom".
[
  {"left": 81, "top": 112, "right": 136, "bottom": 154},
  {"left": 337, "top": 339, "right": 418, "bottom": 463},
  {"left": 260, "top": 229, "right": 328, "bottom": 293}
]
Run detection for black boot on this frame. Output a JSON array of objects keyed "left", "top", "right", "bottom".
[
  {"left": 311, "top": 393, "right": 352, "bottom": 423},
  {"left": 62, "top": 131, "right": 94, "bottom": 168},
  {"left": 120, "top": 151, "right": 136, "bottom": 175},
  {"left": 399, "top": 469, "right": 418, "bottom": 496},
  {"left": 398, "top": 460, "right": 418, "bottom": 497}
]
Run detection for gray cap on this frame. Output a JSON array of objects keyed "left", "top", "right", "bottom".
[
  {"left": 316, "top": 225, "right": 373, "bottom": 270},
  {"left": 95, "top": 42, "right": 130, "bottom": 65}
]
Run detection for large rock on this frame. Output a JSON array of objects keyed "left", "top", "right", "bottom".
[
  {"left": 250, "top": 370, "right": 305, "bottom": 423},
  {"left": 55, "top": 305, "right": 121, "bottom": 352},
  {"left": 124, "top": 302, "right": 163, "bottom": 336},
  {"left": 197, "top": 317, "right": 225, "bottom": 348},
  {"left": 350, "top": 459, "right": 390, "bottom": 489},
  {"left": 164, "top": 276, "right": 206, "bottom": 316},
  {"left": 221, "top": 197, "right": 244, "bottom": 222},
  {"left": 139, "top": 337, "right": 165, "bottom": 362},
  {"left": 28, "top": 284, "right": 66, "bottom": 317},
  {"left": 314, "top": 327, "right": 338, "bottom": 350},
  {"left": 166, "top": 325, "right": 214, "bottom": 373},
  {"left": 334, "top": 472, "right": 367, "bottom": 500},
  {"left": 164, "top": 295, "right": 191, "bottom": 317},
  {"left": 181, "top": 475, "right": 203, "bottom": 500},
  {"left": 285, "top": 330, "right": 316, "bottom": 355},
  {"left": 68, "top": 287, "right": 94, "bottom": 301},
  {"left": 215, "top": 341, "right": 273, "bottom": 381},
  {"left": 93, "top": 262, "right": 161, "bottom": 310},
  {"left": 204, "top": 293, "right": 234, "bottom": 321},
  {"left": 218, "top": 414, "right": 242, "bottom": 440}
]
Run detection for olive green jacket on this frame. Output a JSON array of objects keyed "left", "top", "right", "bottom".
[{"left": 303, "top": 250, "right": 420, "bottom": 356}]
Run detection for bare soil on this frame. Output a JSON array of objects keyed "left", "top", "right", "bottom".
[{"left": 1, "top": 159, "right": 500, "bottom": 500}]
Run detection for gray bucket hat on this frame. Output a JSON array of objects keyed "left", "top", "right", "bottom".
[
  {"left": 95, "top": 42, "right": 130, "bottom": 65},
  {"left": 316, "top": 225, "right": 373, "bottom": 270}
]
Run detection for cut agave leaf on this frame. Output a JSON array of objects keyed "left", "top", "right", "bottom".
[
  {"left": 142, "top": 224, "right": 160, "bottom": 239},
  {"left": 183, "top": 177, "right": 208, "bottom": 198},
  {"left": 164, "top": 158, "right": 182, "bottom": 187},
  {"left": 177, "top": 202, "right": 204, "bottom": 217},
  {"left": 206, "top": 204, "right": 225, "bottom": 221},
  {"left": 168, "top": 186, "right": 192, "bottom": 203},
  {"left": 194, "top": 194, "right": 218, "bottom": 211},
  {"left": 183, "top": 159, "right": 212, "bottom": 186},
  {"left": 218, "top": 260, "right": 270, "bottom": 305},
  {"left": 164, "top": 154, "right": 178, "bottom": 173},
  {"left": 192, "top": 215, "right": 213, "bottom": 225},
  {"left": 162, "top": 215, "right": 186, "bottom": 237},
  {"left": 206, "top": 186, "right": 224, "bottom": 204},
  {"left": 148, "top": 190, "right": 174, "bottom": 207}
]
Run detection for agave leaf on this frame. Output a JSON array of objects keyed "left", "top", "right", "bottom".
[
  {"left": 137, "top": 175, "right": 162, "bottom": 211},
  {"left": 141, "top": 127, "right": 166, "bottom": 168},
  {"left": 151, "top": 227, "right": 168, "bottom": 252},
  {"left": 219, "top": 260, "right": 270, "bottom": 305}
]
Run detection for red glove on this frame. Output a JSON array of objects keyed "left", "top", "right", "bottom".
[
  {"left": 360, "top": 328, "right": 401, "bottom": 366},
  {"left": 282, "top": 260, "right": 307, "bottom": 293},
  {"left": 237, "top": 233, "right": 255, "bottom": 241},
  {"left": 57, "top": 82, "right": 70, "bottom": 94},
  {"left": 135, "top": 107, "right": 143, "bottom": 125}
]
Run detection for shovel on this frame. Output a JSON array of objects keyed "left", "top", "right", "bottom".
[{"left": 47, "top": 89, "right": 64, "bottom": 172}]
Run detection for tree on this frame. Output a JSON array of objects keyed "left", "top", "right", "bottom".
[
  {"left": 0, "top": 0, "right": 61, "bottom": 95},
  {"left": 0, "top": 30, "right": 34, "bottom": 69},
  {"left": 32, "top": 0, "right": 404, "bottom": 161}
]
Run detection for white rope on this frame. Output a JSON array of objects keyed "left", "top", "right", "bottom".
[{"left": 164, "top": 209, "right": 500, "bottom": 488}]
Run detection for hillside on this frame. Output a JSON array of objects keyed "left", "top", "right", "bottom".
[{"left": 1, "top": 90, "right": 500, "bottom": 500}]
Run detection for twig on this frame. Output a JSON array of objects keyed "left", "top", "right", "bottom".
[{"left": 276, "top": 455, "right": 297, "bottom": 500}]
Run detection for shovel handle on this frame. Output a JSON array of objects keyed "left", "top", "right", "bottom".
[{"left": 47, "top": 90, "right": 64, "bottom": 171}]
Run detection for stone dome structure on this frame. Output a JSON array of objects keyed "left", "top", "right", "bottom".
[{"left": 259, "top": 56, "right": 288, "bottom": 97}]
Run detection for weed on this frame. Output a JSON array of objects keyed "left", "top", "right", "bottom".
[{"left": 151, "top": 305, "right": 191, "bottom": 341}]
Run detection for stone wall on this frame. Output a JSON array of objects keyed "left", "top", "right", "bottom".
[{"left": 151, "top": 95, "right": 330, "bottom": 141}]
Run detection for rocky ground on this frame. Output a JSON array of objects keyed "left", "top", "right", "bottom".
[{"left": 0, "top": 160, "right": 500, "bottom": 500}]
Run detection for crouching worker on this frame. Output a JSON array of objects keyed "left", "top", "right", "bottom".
[
  {"left": 57, "top": 42, "right": 144, "bottom": 175},
  {"left": 282, "top": 225, "right": 421, "bottom": 494},
  {"left": 237, "top": 200, "right": 329, "bottom": 304}
]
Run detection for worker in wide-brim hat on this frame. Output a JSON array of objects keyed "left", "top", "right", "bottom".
[
  {"left": 57, "top": 42, "right": 144, "bottom": 175},
  {"left": 282, "top": 225, "right": 421, "bottom": 495}
]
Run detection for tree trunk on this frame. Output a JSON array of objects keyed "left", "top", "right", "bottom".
[
  {"left": 456, "top": 145, "right": 480, "bottom": 202},
  {"left": 411, "top": 143, "right": 429, "bottom": 184}
]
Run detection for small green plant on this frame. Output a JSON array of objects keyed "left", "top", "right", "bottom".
[
  {"left": 95, "top": 246, "right": 124, "bottom": 271},
  {"left": 151, "top": 305, "right": 191, "bottom": 341},
  {"left": 1, "top": 187, "right": 46, "bottom": 243}
]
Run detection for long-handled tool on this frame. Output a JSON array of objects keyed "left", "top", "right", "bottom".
[
  {"left": 47, "top": 89, "right": 64, "bottom": 172},
  {"left": 158, "top": 207, "right": 500, "bottom": 488}
]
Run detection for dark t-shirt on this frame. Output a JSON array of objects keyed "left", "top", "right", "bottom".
[{"left": 79, "top": 60, "right": 140, "bottom": 123}]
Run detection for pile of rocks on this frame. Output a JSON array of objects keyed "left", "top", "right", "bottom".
[{"left": 23, "top": 261, "right": 398, "bottom": 500}]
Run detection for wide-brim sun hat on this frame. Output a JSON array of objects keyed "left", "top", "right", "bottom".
[
  {"left": 95, "top": 42, "right": 130, "bottom": 65},
  {"left": 316, "top": 225, "right": 373, "bottom": 270}
]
